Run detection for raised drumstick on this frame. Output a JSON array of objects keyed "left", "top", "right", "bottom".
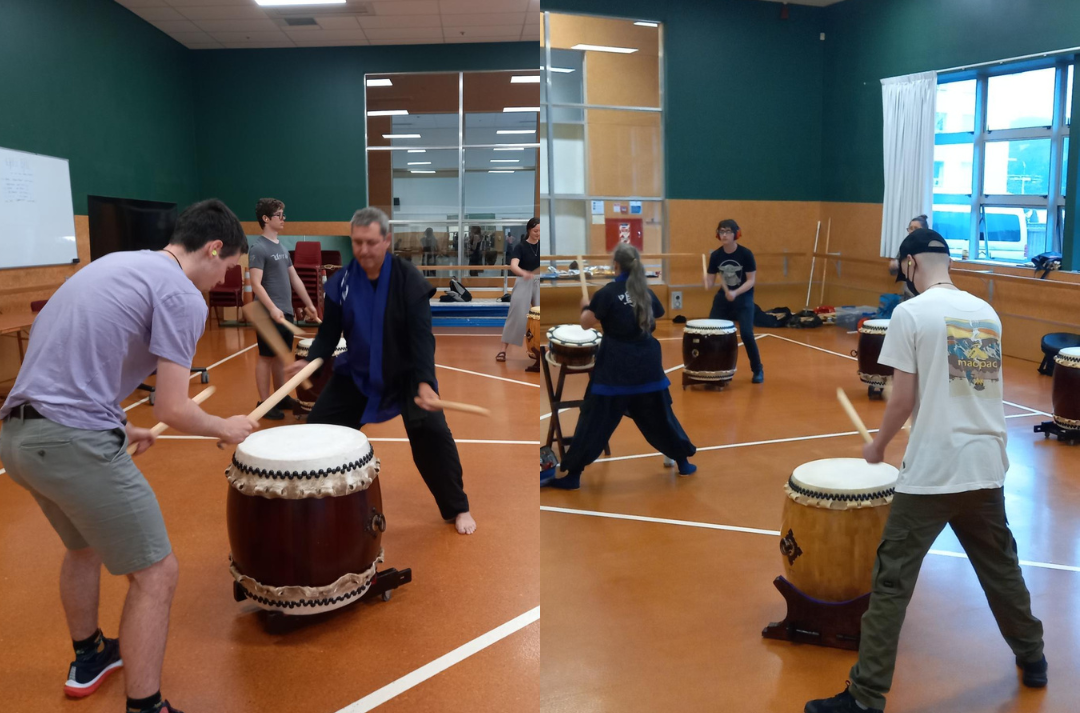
[
  {"left": 702, "top": 254, "right": 709, "bottom": 289},
  {"left": 836, "top": 387, "right": 873, "bottom": 444},
  {"left": 243, "top": 302, "right": 312, "bottom": 389},
  {"left": 577, "top": 255, "right": 588, "bottom": 301},
  {"left": 217, "top": 358, "right": 325, "bottom": 449},
  {"left": 127, "top": 385, "right": 216, "bottom": 456},
  {"left": 429, "top": 399, "right": 491, "bottom": 417}
]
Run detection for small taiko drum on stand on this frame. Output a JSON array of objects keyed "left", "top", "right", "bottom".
[
  {"left": 226, "top": 424, "right": 411, "bottom": 614},
  {"left": 293, "top": 337, "right": 347, "bottom": 416},
  {"left": 525, "top": 306, "right": 542, "bottom": 361},
  {"left": 682, "top": 319, "right": 738, "bottom": 389},
  {"left": 546, "top": 325, "right": 602, "bottom": 371},
  {"left": 763, "top": 458, "right": 898, "bottom": 650},
  {"left": 853, "top": 319, "right": 892, "bottom": 400},
  {"left": 1036, "top": 346, "right": 1080, "bottom": 444}
]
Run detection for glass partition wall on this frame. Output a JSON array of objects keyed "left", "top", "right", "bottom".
[
  {"left": 541, "top": 12, "right": 665, "bottom": 266},
  {"left": 365, "top": 71, "right": 540, "bottom": 283}
]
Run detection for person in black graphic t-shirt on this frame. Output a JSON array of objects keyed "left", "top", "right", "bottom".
[{"left": 707, "top": 218, "right": 763, "bottom": 383}]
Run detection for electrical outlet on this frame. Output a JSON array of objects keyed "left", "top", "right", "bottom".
[{"left": 671, "top": 291, "right": 683, "bottom": 310}]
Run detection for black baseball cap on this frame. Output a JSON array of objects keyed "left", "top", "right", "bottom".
[{"left": 895, "top": 228, "right": 950, "bottom": 282}]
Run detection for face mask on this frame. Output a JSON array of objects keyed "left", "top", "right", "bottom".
[{"left": 902, "top": 259, "right": 919, "bottom": 296}]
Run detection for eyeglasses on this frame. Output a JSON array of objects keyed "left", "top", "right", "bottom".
[
  {"left": 717, "top": 229, "right": 735, "bottom": 236},
  {"left": 273, "top": 213, "right": 286, "bottom": 220}
]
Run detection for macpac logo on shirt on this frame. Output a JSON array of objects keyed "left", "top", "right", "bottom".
[{"left": 945, "top": 317, "right": 1002, "bottom": 398}]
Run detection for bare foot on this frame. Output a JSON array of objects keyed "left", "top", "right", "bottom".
[{"left": 455, "top": 511, "right": 477, "bottom": 535}]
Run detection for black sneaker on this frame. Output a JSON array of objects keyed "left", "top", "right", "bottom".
[
  {"left": 278, "top": 395, "right": 300, "bottom": 411},
  {"left": 257, "top": 401, "right": 285, "bottom": 420},
  {"left": 804, "top": 687, "right": 882, "bottom": 713},
  {"left": 65, "top": 636, "right": 122, "bottom": 698},
  {"left": 130, "top": 701, "right": 185, "bottom": 713},
  {"left": 1017, "top": 655, "right": 1048, "bottom": 688},
  {"left": 752, "top": 367, "right": 764, "bottom": 384}
]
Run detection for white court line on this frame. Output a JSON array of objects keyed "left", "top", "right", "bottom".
[
  {"left": 435, "top": 363, "right": 540, "bottom": 388},
  {"left": 593, "top": 428, "right": 877, "bottom": 464},
  {"left": 664, "top": 364, "right": 684, "bottom": 374},
  {"left": 540, "top": 507, "right": 1080, "bottom": 574},
  {"left": 335, "top": 607, "right": 540, "bottom": 713},
  {"left": 540, "top": 407, "right": 573, "bottom": 422}
]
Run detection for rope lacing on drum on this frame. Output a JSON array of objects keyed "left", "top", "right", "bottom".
[
  {"left": 786, "top": 476, "right": 895, "bottom": 502},
  {"left": 228, "top": 448, "right": 375, "bottom": 479}
]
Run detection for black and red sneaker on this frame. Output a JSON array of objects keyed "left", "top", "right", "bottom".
[{"left": 64, "top": 636, "right": 123, "bottom": 697}]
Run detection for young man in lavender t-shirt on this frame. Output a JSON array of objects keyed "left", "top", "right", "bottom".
[{"left": 0, "top": 200, "right": 258, "bottom": 713}]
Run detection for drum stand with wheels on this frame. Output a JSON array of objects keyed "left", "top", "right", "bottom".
[
  {"left": 762, "top": 576, "right": 869, "bottom": 651},
  {"left": 1034, "top": 421, "right": 1080, "bottom": 445},
  {"left": 540, "top": 346, "right": 610, "bottom": 462}
]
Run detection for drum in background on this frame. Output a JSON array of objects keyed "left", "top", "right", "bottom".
[
  {"left": 779, "top": 458, "right": 898, "bottom": 602},
  {"left": 226, "top": 424, "right": 384, "bottom": 614},
  {"left": 546, "top": 324, "right": 602, "bottom": 370},
  {"left": 682, "top": 319, "right": 738, "bottom": 386},
  {"left": 293, "top": 337, "right": 348, "bottom": 415},
  {"left": 1052, "top": 346, "right": 1080, "bottom": 431},
  {"left": 525, "top": 306, "right": 541, "bottom": 360},
  {"left": 854, "top": 319, "right": 893, "bottom": 389}
]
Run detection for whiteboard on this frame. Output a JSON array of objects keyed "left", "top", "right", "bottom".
[{"left": 0, "top": 146, "right": 79, "bottom": 269}]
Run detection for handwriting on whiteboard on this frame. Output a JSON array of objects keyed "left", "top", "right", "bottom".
[{"left": 1, "top": 157, "right": 36, "bottom": 204}]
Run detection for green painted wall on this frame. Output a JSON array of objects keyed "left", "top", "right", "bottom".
[
  {"left": 822, "top": 0, "right": 1080, "bottom": 204},
  {"left": 0, "top": 0, "right": 199, "bottom": 214},
  {"left": 192, "top": 43, "right": 538, "bottom": 223},
  {"left": 541, "top": 0, "right": 826, "bottom": 202}
]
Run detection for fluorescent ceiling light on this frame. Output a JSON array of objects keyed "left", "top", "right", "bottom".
[
  {"left": 571, "top": 44, "right": 638, "bottom": 54},
  {"left": 493, "top": 147, "right": 525, "bottom": 151},
  {"left": 540, "top": 66, "right": 575, "bottom": 74},
  {"left": 367, "top": 110, "right": 408, "bottom": 117},
  {"left": 511, "top": 76, "right": 540, "bottom": 83},
  {"left": 496, "top": 143, "right": 540, "bottom": 147},
  {"left": 407, "top": 149, "right": 426, "bottom": 153},
  {"left": 489, "top": 170, "right": 515, "bottom": 174},
  {"left": 410, "top": 170, "right": 436, "bottom": 174},
  {"left": 407, "top": 161, "right": 432, "bottom": 165},
  {"left": 366, "top": 78, "right": 393, "bottom": 87},
  {"left": 503, "top": 107, "right": 540, "bottom": 113},
  {"left": 490, "top": 159, "right": 520, "bottom": 163},
  {"left": 497, "top": 130, "right": 535, "bottom": 135},
  {"left": 256, "top": 0, "right": 345, "bottom": 5},
  {"left": 383, "top": 134, "right": 421, "bottom": 139},
  {"left": 634, "top": 21, "right": 659, "bottom": 27}
]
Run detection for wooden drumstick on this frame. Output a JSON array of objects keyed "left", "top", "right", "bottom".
[
  {"left": 278, "top": 319, "right": 305, "bottom": 337},
  {"left": 217, "top": 358, "right": 325, "bottom": 449},
  {"left": 429, "top": 399, "right": 491, "bottom": 417},
  {"left": 836, "top": 387, "right": 873, "bottom": 444},
  {"left": 127, "top": 385, "right": 216, "bottom": 456},
  {"left": 702, "top": 254, "right": 709, "bottom": 289},
  {"left": 577, "top": 255, "right": 588, "bottom": 301},
  {"left": 243, "top": 302, "right": 312, "bottom": 389}
]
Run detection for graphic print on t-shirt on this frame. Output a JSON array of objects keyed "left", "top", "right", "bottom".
[
  {"left": 945, "top": 317, "right": 1002, "bottom": 398},
  {"left": 716, "top": 260, "right": 744, "bottom": 288}
]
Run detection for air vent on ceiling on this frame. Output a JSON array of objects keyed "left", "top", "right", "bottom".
[
  {"left": 265, "top": 2, "right": 374, "bottom": 18},
  {"left": 283, "top": 17, "right": 318, "bottom": 26}
]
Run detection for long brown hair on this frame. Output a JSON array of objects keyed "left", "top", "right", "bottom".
[{"left": 613, "top": 243, "right": 652, "bottom": 333}]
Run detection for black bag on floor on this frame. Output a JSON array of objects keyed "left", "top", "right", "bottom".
[
  {"left": 755, "top": 305, "right": 792, "bottom": 328},
  {"left": 789, "top": 309, "right": 823, "bottom": 329},
  {"left": 448, "top": 277, "right": 472, "bottom": 302}
]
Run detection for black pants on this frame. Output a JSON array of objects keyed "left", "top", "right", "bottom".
[
  {"left": 308, "top": 372, "right": 469, "bottom": 520},
  {"left": 709, "top": 291, "right": 762, "bottom": 373},
  {"left": 560, "top": 386, "right": 696, "bottom": 477}
]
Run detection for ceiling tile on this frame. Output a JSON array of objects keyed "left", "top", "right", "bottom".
[
  {"left": 292, "top": 38, "right": 371, "bottom": 47},
  {"left": 151, "top": 19, "right": 201, "bottom": 33},
  {"left": 313, "top": 16, "right": 362, "bottom": 30},
  {"left": 210, "top": 30, "right": 292, "bottom": 43},
  {"left": 167, "top": 30, "right": 215, "bottom": 43},
  {"left": 368, "top": 38, "right": 442, "bottom": 45},
  {"left": 174, "top": 6, "right": 270, "bottom": 21},
  {"left": 439, "top": 0, "right": 528, "bottom": 14},
  {"left": 115, "top": 0, "right": 168, "bottom": 7},
  {"left": 162, "top": 0, "right": 252, "bottom": 6},
  {"left": 130, "top": 7, "right": 186, "bottom": 22},
  {"left": 185, "top": 43, "right": 226, "bottom": 50},
  {"left": 444, "top": 25, "right": 524, "bottom": 38},
  {"left": 440, "top": 13, "right": 526, "bottom": 27},
  {"left": 192, "top": 19, "right": 281, "bottom": 33},
  {"left": 358, "top": 16, "right": 442, "bottom": 30},
  {"left": 370, "top": 1, "right": 440, "bottom": 16},
  {"left": 369, "top": 27, "right": 445, "bottom": 40},
  {"left": 220, "top": 39, "right": 296, "bottom": 49},
  {"left": 444, "top": 35, "right": 522, "bottom": 44},
  {"left": 283, "top": 28, "right": 368, "bottom": 41}
]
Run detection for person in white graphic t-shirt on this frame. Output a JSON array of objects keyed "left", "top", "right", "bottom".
[{"left": 805, "top": 229, "right": 1046, "bottom": 713}]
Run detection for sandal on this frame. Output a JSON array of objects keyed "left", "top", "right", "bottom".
[{"left": 495, "top": 351, "right": 506, "bottom": 362}]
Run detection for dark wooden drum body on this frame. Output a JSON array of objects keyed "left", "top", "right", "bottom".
[
  {"left": 682, "top": 319, "right": 738, "bottom": 384},
  {"left": 225, "top": 424, "right": 384, "bottom": 614},
  {"left": 525, "top": 307, "right": 542, "bottom": 360},
  {"left": 294, "top": 338, "right": 347, "bottom": 414},
  {"left": 854, "top": 319, "right": 893, "bottom": 387},
  {"left": 1052, "top": 347, "right": 1080, "bottom": 431},
  {"left": 546, "top": 325, "right": 601, "bottom": 370}
]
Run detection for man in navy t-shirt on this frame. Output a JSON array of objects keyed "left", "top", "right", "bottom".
[{"left": 707, "top": 218, "right": 764, "bottom": 383}]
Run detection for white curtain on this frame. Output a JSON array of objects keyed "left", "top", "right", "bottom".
[{"left": 880, "top": 71, "right": 937, "bottom": 257}]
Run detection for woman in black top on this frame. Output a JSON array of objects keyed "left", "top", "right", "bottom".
[
  {"left": 541, "top": 244, "right": 696, "bottom": 490},
  {"left": 497, "top": 217, "right": 541, "bottom": 372},
  {"left": 707, "top": 218, "right": 763, "bottom": 383}
]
